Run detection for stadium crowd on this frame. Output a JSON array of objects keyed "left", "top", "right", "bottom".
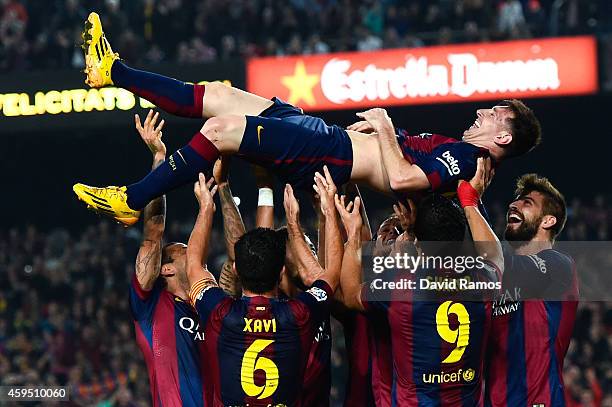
[
  {"left": 0, "top": 195, "right": 610, "bottom": 406},
  {"left": 2, "top": 0, "right": 611, "bottom": 72}
]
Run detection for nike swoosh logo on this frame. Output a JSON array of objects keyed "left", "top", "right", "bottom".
[{"left": 257, "top": 125, "right": 264, "bottom": 145}]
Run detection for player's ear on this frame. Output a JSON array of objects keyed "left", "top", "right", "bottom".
[
  {"left": 494, "top": 130, "right": 512, "bottom": 146},
  {"left": 540, "top": 215, "right": 557, "bottom": 231}
]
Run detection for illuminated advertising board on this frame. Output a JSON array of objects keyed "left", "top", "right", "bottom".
[
  {"left": 0, "top": 61, "right": 244, "bottom": 132},
  {"left": 247, "top": 37, "right": 598, "bottom": 111}
]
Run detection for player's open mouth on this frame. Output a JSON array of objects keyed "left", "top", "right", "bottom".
[
  {"left": 507, "top": 211, "right": 523, "bottom": 225},
  {"left": 468, "top": 119, "right": 481, "bottom": 130}
]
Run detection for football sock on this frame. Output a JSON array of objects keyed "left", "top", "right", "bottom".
[
  {"left": 111, "top": 61, "right": 205, "bottom": 118},
  {"left": 126, "top": 132, "right": 219, "bottom": 209}
]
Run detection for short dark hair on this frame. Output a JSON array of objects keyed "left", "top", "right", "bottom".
[
  {"left": 500, "top": 99, "right": 542, "bottom": 157},
  {"left": 514, "top": 173, "right": 567, "bottom": 239},
  {"left": 235, "top": 228, "right": 286, "bottom": 294},
  {"left": 414, "top": 194, "right": 466, "bottom": 242},
  {"left": 161, "top": 242, "right": 183, "bottom": 265}
]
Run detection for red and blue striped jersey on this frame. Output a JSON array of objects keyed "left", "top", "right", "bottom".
[
  {"left": 190, "top": 280, "right": 333, "bottom": 407},
  {"left": 395, "top": 129, "right": 489, "bottom": 193},
  {"left": 368, "top": 308, "right": 394, "bottom": 407},
  {"left": 129, "top": 275, "right": 207, "bottom": 407},
  {"left": 486, "top": 249, "right": 579, "bottom": 407},
  {"left": 335, "top": 309, "right": 376, "bottom": 407},
  {"left": 362, "top": 262, "right": 500, "bottom": 406},
  {"left": 301, "top": 315, "right": 332, "bottom": 407}
]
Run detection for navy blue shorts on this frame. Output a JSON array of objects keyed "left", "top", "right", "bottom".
[{"left": 236, "top": 97, "right": 353, "bottom": 190}]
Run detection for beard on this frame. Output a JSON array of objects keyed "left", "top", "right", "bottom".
[{"left": 504, "top": 215, "right": 542, "bottom": 248}]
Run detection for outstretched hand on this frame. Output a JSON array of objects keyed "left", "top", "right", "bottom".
[
  {"left": 135, "top": 109, "right": 166, "bottom": 158},
  {"left": 213, "top": 156, "right": 231, "bottom": 186},
  {"left": 283, "top": 184, "right": 300, "bottom": 225},
  {"left": 194, "top": 173, "right": 217, "bottom": 212},
  {"left": 393, "top": 200, "right": 417, "bottom": 236},
  {"left": 334, "top": 194, "right": 362, "bottom": 237},
  {"left": 313, "top": 165, "right": 337, "bottom": 216}
]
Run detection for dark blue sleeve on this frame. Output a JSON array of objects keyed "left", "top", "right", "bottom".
[
  {"left": 192, "top": 285, "right": 229, "bottom": 326},
  {"left": 296, "top": 280, "right": 333, "bottom": 324},
  {"left": 416, "top": 143, "right": 479, "bottom": 191},
  {"left": 503, "top": 250, "right": 576, "bottom": 300},
  {"left": 128, "top": 275, "right": 163, "bottom": 322}
]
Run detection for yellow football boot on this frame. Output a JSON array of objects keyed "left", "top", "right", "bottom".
[
  {"left": 73, "top": 184, "right": 141, "bottom": 226},
  {"left": 81, "top": 12, "right": 118, "bottom": 87}
]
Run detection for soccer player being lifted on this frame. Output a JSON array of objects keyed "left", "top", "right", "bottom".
[{"left": 74, "top": 12, "right": 541, "bottom": 226}]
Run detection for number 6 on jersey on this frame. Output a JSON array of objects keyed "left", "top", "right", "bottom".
[{"left": 241, "top": 339, "right": 279, "bottom": 399}]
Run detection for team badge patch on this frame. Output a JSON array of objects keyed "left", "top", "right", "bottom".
[{"left": 306, "top": 286, "right": 328, "bottom": 302}]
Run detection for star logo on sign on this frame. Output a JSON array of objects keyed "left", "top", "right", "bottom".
[{"left": 281, "top": 60, "right": 320, "bottom": 107}]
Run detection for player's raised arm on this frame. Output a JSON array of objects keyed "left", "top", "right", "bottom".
[
  {"left": 334, "top": 194, "right": 365, "bottom": 310},
  {"left": 254, "top": 165, "right": 275, "bottom": 228},
  {"left": 356, "top": 108, "right": 430, "bottom": 192},
  {"left": 457, "top": 157, "right": 504, "bottom": 273},
  {"left": 284, "top": 184, "right": 325, "bottom": 287},
  {"left": 214, "top": 157, "right": 245, "bottom": 296},
  {"left": 134, "top": 110, "right": 167, "bottom": 291},
  {"left": 186, "top": 173, "right": 218, "bottom": 292},
  {"left": 313, "top": 166, "right": 344, "bottom": 291}
]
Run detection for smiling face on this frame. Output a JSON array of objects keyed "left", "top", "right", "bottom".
[
  {"left": 504, "top": 191, "right": 547, "bottom": 244},
  {"left": 463, "top": 104, "right": 515, "bottom": 144}
]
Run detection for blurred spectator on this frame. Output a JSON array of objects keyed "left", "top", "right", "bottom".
[
  {"left": 2, "top": 0, "right": 608, "bottom": 72},
  {"left": 497, "top": 0, "right": 527, "bottom": 37},
  {"left": 303, "top": 34, "right": 330, "bottom": 54},
  {"left": 356, "top": 26, "right": 383, "bottom": 52}
]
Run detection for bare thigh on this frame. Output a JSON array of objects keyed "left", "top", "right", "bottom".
[
  {"left": 202, "top": 82, "right": 274, "bottom": 118},
  {"left": 347, "top": 131, "right": 392, "bottom": 195}
]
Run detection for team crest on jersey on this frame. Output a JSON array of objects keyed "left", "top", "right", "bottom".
[{"left": 306, "top": 287, "right": 328, "bottom": 302}]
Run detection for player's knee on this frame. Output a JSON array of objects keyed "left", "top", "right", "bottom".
[{"left": 200, "top": 115, "right": 244, "bottom": 151}]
